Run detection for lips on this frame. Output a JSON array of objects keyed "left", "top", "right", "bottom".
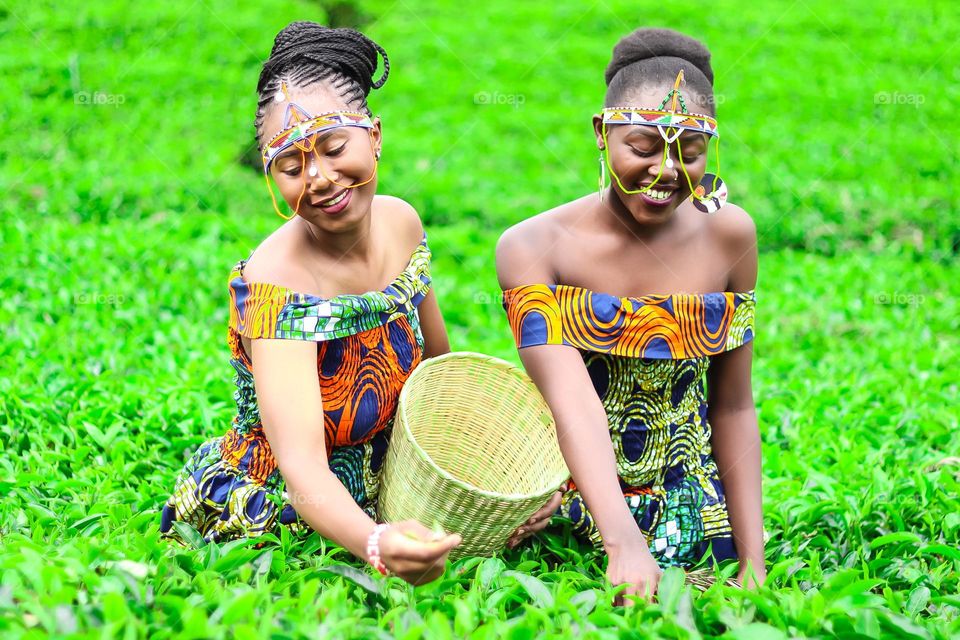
[
  {"left": 309, "top": 186, "right": 353, "bottom": 215},
  {"left": 310, "top": 188, "right": 348, "bottom": 208},
  {"left": 637, "top": 182, "right": 679, "bottom": 192},
  {"left": 634, "top": 183, "right": 680, "bottom": 207}
]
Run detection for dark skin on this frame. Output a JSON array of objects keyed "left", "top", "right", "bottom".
[
  {"left": 242, "top": 83, "right": 556, "bottom": 582},
  {"left": 496, "top": 84, "right": 765, "bottom": 602},
  {"left": 242, "top": 84, "right": 461, "bottom": 585}
]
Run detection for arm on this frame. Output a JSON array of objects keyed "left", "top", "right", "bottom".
[
  {"left": 708, "top": 342, "right": 764, "bottom": 586},
  {"left": 380, "top": 195, "right": 450, "bottom": 359},
  {"left": 496, "top": 227, "right": 662, "bottom": 601},
  {"left": 706, "top": 205, "right": 765, "bottom": 587},
  {"left": 251, "top": 339, "right": 375, "bottom": 559},
  {"left": 250, "top": 338, "right": 460, "bottom": 583},
  {"left": 417, "top": 289, "right": 450, "bottom": 358},
  {"left": 516, "top": 344, "right": 655, "bottom": 554}
]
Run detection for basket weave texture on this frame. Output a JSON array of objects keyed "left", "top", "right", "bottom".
[{"left": 378, "top": 352, "right": 570, "bottom": 559}]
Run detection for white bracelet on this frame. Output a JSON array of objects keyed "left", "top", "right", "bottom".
[{"left": 366, "top": 523, "right": 391, "bottom": 576}]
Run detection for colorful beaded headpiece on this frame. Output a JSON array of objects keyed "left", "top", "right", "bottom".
[
  {"left": 262, "top": 81, "right": 379, "bottom": 220},
  {"left": 599, "top": 70, "right": 727, "bottom": 213},
  {"left": 261, "top": 93, "right": 376, "bottom": 174}
]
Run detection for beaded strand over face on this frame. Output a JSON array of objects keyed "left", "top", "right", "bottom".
[
  {"left": 253, "top": 23, "right": 390, "bottom": 220},
  {"left": 600, "top": 70, "right": 726, "bottom": 213},
  {"left": 262, "top": 84, "right": 381, "bottom": 220}
]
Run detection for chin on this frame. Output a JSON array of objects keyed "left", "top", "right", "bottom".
[
  {"left": 616, "top": 192, "right": 679, "bottom": 225},
  {"left": 631, "top": 209, "right": 676, "bottom": 227},
  {"left": 301, "top": 186, "right": 376, "bottom": 228}
]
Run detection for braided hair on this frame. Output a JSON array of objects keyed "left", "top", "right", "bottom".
[
  {"left": 254, "top": 21, "right": 390, "bottom": 147},
  {"left": 603, "top": 28, "right": 715, "bottom": 115}
]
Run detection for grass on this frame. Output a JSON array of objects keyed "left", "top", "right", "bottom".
[{"left": 1, "top": 0, "right": 958, "bottom": 637}]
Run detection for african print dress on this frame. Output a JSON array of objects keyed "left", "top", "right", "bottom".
[
  {"left": 503, "top": 285, "right": 755, "bottom": 567},
  {"left": 160, "top": 235, "right": 432, "bottom": 543}
]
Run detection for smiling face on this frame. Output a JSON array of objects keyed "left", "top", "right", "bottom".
[
  {"left": 593, "top": 84, "right": 710, "bottom": 226},
  {"left": 260, "top": 84, "right": 382, "bottom": 231}
]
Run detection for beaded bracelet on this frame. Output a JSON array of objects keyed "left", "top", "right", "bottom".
[{"left": 366, "top": 523, "right": 391, "bottom": 576}]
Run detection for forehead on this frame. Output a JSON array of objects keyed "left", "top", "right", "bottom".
[
  {"left": 608, "top": 82, "right": 713, "bottom": 142},
  {"left": 617, "top": 83, "right": 685, "bottom": 109},
  {"left": 262, "top": 84, "right": 355, "bottom": 135}
]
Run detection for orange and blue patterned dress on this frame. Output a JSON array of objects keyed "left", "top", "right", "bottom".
[
  {"left": 160, "top": 235, "right": 432, "bottom": 543},
  {"left": 503, "top": 284, "right": 755, "bottom": 567}
]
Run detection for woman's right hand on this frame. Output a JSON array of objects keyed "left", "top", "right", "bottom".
[
  {"left": 606, "top": 541, "right": 664, "bottom": 605},
  {"left": 377, "top": 520, "right": 462, "bottom": 586}
]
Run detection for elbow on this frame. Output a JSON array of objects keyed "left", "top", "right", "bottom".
[
  {"left": 425, "top": 340, "right": 451, "bottom": 359},
  {"left": 709, "top": 404, "right": 757, "bottom": 421},
  {"left": 261, "top": 423, "right": 328, "bottom": 482},
  {"left": 274, "top": 447, "right": 334, "bottom": 500}
]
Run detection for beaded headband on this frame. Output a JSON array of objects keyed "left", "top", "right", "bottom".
[
  {"left": 599, "top": 70, "right": 726, "bottom": 213},
  {"left": 601, "top": 69, "right": 718, "bottom": 138},
  {"left": 261, "top": 103, "right": 375, "bottom": 174},
  {"left": 601, "top": 108, "right": 718, "bottom": 139},
  {"left": 261, "top": 82, "right": 380, "bottom": 220}
]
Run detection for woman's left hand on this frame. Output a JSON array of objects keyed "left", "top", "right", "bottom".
[
  {"left": 506, "top": 490, "right": 563, "bottom": 549},
  {"left": 737, "top": 560, "right": 767, "bottom": 589}
]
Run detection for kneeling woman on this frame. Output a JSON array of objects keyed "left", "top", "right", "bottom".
[
  {"left": 160, "top": 22, "right": 461, "bottom": 584},
  {"left": 497, "top": 28, "right": 765, "bottom": 601}
]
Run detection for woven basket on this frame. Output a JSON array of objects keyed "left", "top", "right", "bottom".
[{"left": 378, "top": 351, "right": 569, "bottom": 560}]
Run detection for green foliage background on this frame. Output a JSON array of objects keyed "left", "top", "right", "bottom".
[{"left": 1, "top": 0, "right": 957, "bottom": 637}]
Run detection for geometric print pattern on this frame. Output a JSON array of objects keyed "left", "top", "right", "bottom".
[
  {"left": 503, "top": 285, "right": 755, "bottom": 567},
  {"left": 503, "top": 285, "right": 754, "bottom": 360},
  {"left": 160, "top": 237, "right": 432, "bottom": 543},
  {"left": 229, "top": 234, "right": 431, "bottom": 342},
  {"left": 601, "top": 107, "right": 719, "bottom": 137}
]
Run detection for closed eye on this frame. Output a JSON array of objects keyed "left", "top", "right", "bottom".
[{"left": 630, "top": 146, "right": 658, "bottom": 157}]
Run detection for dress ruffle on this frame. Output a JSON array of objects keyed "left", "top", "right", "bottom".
[
  {"left": 161, "top": 236, "right": 430, "bottom": 544},
  {"left": 503, "top": 285, "right": 755, "bottom": 568},
  {"left": 161, "top": 428, "right": 389, "bottom": 543}
]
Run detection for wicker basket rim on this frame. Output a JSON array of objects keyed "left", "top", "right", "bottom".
[{"left": 396, "top": 351, "right": 569, "bottom": 501}]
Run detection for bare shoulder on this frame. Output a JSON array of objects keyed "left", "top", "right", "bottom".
[
  {"left": 375, "top": 194, "right": 425, "bottom": 247},
  {"left": 496, "top": 206, "right": 566, "bottom": 289},
  {"left": 498, "top": 213, "right": 556, "bottom": 254},
  {"left": 706, "top": 202, "right": 758, "bottom": 290},
  {"left": 706, "top": 202, "right": 757, "bottom": 252},
  {"left": 240, "top": 224, "right": 309, "bottom": 287},
  {"left": 239, "top": 228, "right": 317, "bottom": 357}
]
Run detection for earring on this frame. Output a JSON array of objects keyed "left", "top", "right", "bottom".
[
  {"left": 598, "top": 150, "right": 606, "bottom": 203},
  {"left": 691, "top": 174, "right": 728, "bottom": 213},
  {"left": 375, "top": 149, "right": 381, "bottom": 160}
]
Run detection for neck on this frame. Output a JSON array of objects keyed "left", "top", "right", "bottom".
[
  {"left": 598, "top": 187, "right": 677, "bottom": 239},
  {"left": 297, "top": 212, "right": 375, "bottom": 263}
]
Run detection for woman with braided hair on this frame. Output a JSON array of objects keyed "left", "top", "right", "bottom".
[
  {"left": 498, "top": 28, "right": 765, "bottom": 601},
  {"left": 159, "top": 21, "right": 535, "bottom": 585}
]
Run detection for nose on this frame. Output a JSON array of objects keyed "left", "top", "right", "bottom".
[
  {"left": 648, "top": 147, "right": 678, "bottom": 179},
  {"left": 306, "top": 151, "right": 337, "bottom": 192}
]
